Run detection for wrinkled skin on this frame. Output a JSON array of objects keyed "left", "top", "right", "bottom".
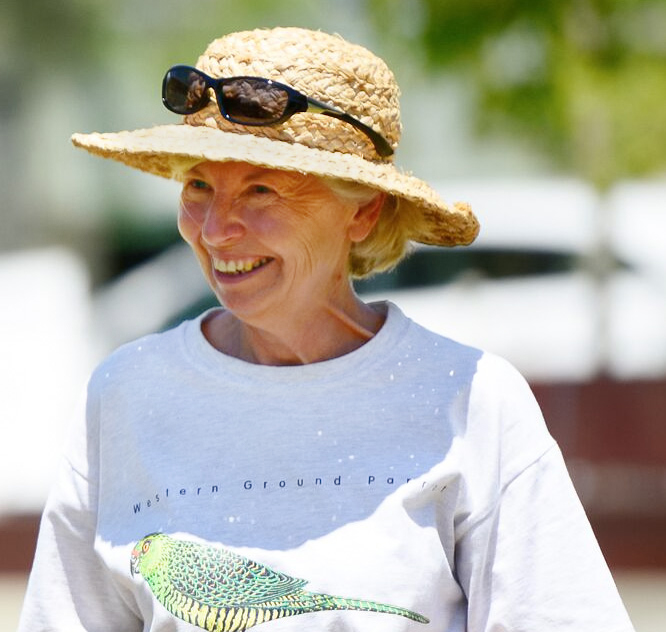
[{"left": 178, "top": 161, "right": 385, "bottom": 365}]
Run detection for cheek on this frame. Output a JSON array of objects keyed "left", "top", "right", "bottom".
[
  {"left": 291, "top": 223, "right": 351, "bottom": 275},
  {"left": 282, "top": 203, "right": 352, "bottom": 268},
  {"left": 177, "top": 203, "right": 202, "bottom": 245}
]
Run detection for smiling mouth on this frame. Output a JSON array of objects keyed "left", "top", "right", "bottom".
[{"left": 213, "top": 257, "right": 272, "bottom": 276}]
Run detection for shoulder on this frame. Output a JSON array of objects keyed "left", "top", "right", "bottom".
[
  {"left": 472, "top": 351, "right": 537, "bottom": 404},
  {"left": 87, "top": 315, "right": 200, "bottom": 395},
  {"left": 465, "top": 351, "right": 555, "bottom": 485},
  {"left": 469, "top": 351, "right": 546, "bottom": 429},
  {"left": 391, "top": 303, "right": 555, "bottom": 468},
  {"left": 385, "top": 300, "right": 484, "bottom": 361},
  {"left": 389, "top": 301, "right": 536, "bottom": 399}
]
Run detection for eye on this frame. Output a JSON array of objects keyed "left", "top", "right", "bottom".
[
  {"left": 250, "top": 184, "right": 274, "bottom": 195},
  {"left": 181, "top": 177, "right": 213, "bottom": 204},
  {"left": 189, "top": 179, "right": 210, "bottom": 190}
]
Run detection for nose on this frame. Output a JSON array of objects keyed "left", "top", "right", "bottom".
[{"left": 200, "top": 194, "right": 246, "bottom": 246}]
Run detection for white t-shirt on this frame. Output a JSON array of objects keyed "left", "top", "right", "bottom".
[{"left": 19, "top": 303, "right": 634, "bottom": 631}]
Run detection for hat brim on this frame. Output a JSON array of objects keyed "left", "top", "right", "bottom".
[{"left": 71, "top": 124, "right": 479, "bottom": 246}]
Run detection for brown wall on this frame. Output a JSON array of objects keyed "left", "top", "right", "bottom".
[{"left": 533, "top": 378, "right": 666, "bottom": 568}]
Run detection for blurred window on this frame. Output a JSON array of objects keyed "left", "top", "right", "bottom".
[{"left": 354, "top": 247, "right": 579, "bottom": 293}]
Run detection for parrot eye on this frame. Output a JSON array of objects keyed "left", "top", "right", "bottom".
[{"left": 142, "top": 540, "right": 151, "bottom": 554}]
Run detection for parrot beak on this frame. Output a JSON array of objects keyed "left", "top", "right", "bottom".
[{"left": 130, "top": 548, "right": 140, "bottom": 577}]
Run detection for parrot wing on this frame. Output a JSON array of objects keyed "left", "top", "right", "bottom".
[{"left": 167, "top": 538, "right": 309, "bottom": 607}]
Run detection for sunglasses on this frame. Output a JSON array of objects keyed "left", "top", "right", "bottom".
[{"left": 162, "top": 65, "right": 394, "bottom": 158}]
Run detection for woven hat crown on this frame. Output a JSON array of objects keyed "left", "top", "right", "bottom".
[
  {"left": 185, "top": 27, "right": 401, "bottom": 162},
  {"left": 70, "top": 27, "right": 479, "bottom": 248}
]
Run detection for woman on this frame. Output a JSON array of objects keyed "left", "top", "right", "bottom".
[{"left": 19, "top": 27, "right": 633, "bottom": 632}]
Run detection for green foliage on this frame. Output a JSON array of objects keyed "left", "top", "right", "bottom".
[
  {"left": 3, "top": 0, "right": 108, "bottom": 69},
  {"left": 2, "top": 0, "right": 340, "bottom": 73},
  {"left": 368, "top": 0, "right": 666, "bottom": 187},
  {"left": 5, "top": 0, "right": 664, "bottom": 188}
]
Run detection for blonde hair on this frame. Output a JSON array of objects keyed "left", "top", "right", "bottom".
[{"left": 322, "top": 177, "right": 417, "bottom": 279}]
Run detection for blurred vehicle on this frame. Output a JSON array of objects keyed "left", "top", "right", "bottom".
[
  {"left": 355, "top": 178, "right": 666, "bottom": 381},
  {"left": 92, "top": 177, "right": 666, "bottom": 381}
]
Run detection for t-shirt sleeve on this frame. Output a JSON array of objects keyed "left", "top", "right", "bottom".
[
  {"left": 454, "top": 354, "right": 634, "bottom": 631},
  {"left": 458, "top": 445, "right": 634, "bottom": 631},
  {"left": 17, "top": 387, "right": 142, "bottom": 632}
]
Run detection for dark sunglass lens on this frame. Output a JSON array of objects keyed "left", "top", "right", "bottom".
[
  {"left": 221, "top": 78, "right": 289, "bottom": 124},
  {"left": 164, "top": 68, "right": 209, "bottom": 114}
]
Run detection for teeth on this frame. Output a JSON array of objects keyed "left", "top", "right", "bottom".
[{"left": 213, "top": 258, "right": 269, "bottom": 275}]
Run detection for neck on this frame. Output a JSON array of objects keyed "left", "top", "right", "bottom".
[{"left": 203, "top": 295, "right": 384, "bottom": 366}]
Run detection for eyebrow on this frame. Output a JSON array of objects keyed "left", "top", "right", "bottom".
[{"left": 183, "top": 164, "right": 276, "bottom": 184}]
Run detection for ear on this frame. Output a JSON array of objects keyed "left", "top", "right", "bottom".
[{"left": 347, "top": 193, "right": 386, "bottom": 243}]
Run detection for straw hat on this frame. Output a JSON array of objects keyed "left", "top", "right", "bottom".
[{"left": 71, "top": 27, "right": 479, "bottom": 247}]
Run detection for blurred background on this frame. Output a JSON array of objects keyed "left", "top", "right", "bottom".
[{"left": 1, "top": 0, "right": 665, "bottom": 629}]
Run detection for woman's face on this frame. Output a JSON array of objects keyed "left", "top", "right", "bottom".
[{"left": 178, "top": 161, "right": 378, "bottom": 325}]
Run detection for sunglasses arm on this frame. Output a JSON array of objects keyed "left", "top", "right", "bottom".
[{"left": 305, "top": 98, "right": 394, "bottom": 158}]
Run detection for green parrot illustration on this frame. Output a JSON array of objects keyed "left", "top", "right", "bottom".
[{"left": 130, "top": 532, "right": 429, "bottom": 631}]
